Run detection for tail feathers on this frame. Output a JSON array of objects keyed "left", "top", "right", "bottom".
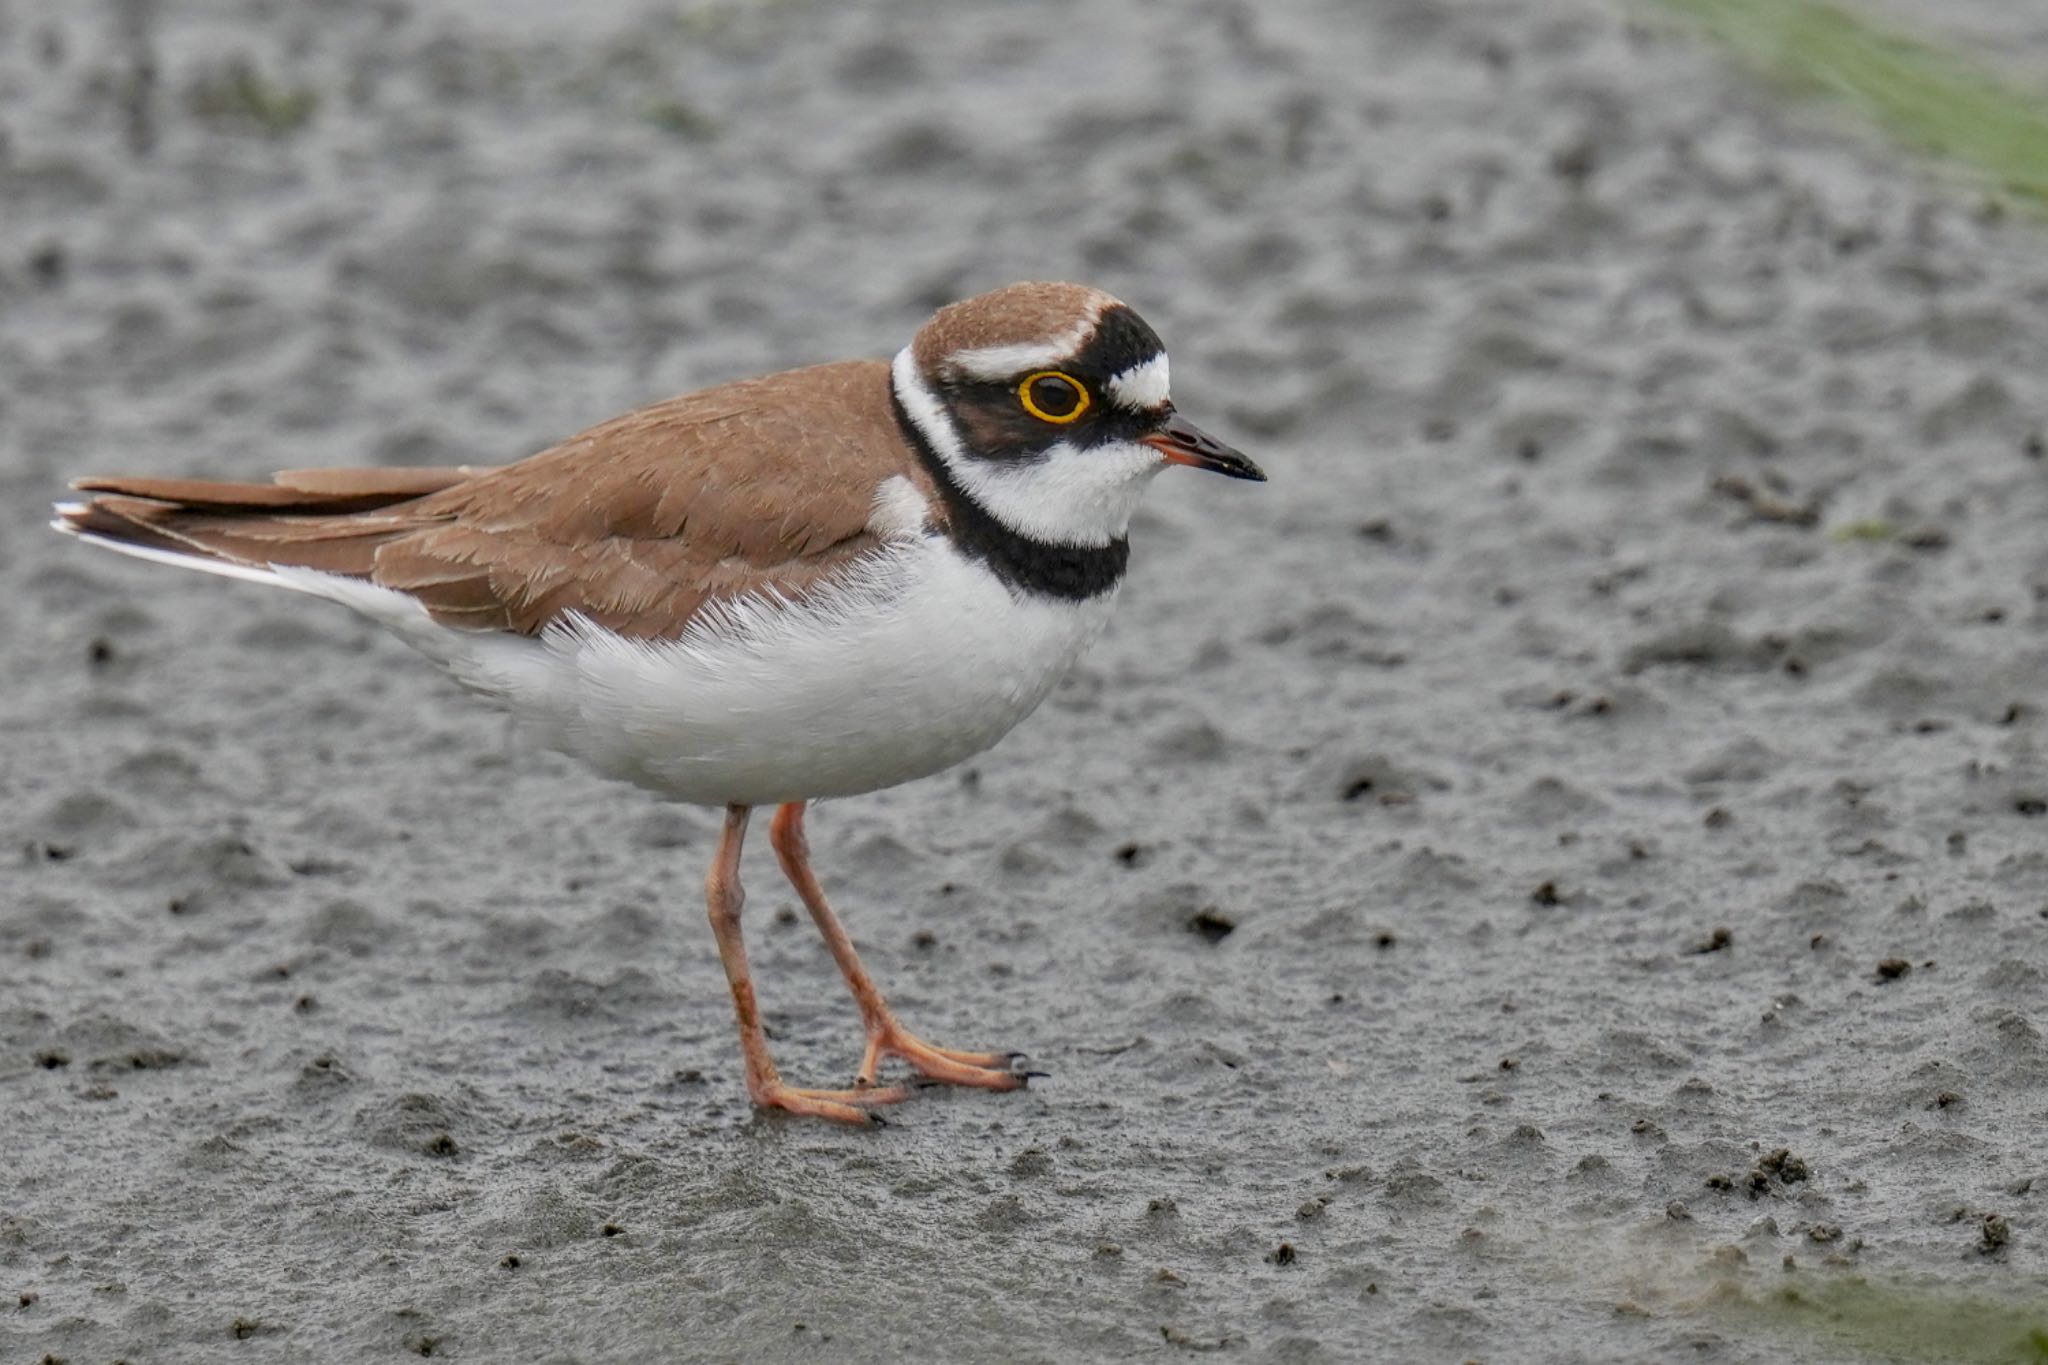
[
  {"left": 52, "top": 464, "right": 495, "bottom": 584},
  {"left": 67, "top": 494, "right": 404, "bottom": 574},
  {"left": 68, "top": 464, "right": 496, "bottom": 513}
]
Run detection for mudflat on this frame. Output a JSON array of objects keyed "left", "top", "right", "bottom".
[{"left": 4, "top": 2, "right": 2045, "bottom": 1361}]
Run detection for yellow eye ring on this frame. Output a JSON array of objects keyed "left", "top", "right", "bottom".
[{"left": 1018, "top": 371, "right": 1091, "bottom": 424}]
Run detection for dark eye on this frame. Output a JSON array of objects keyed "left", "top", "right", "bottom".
[{"left": 1018, "top": 371, "right": 1091, "bottom": 424}]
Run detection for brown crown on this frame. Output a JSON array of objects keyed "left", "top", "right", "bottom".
[{"left": 909, "top": 281, "right": 1121, "bottom": 374}]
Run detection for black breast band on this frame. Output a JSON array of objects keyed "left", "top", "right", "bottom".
[{"left": 889, "top": 388, "right": 1130, "bottom": 602}]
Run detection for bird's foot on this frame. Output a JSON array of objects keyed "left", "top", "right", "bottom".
[
  {"left": 751, "top": 1078, "right": 916, "bottom": 1127},
  {"left": 859, "top": 1026, "right": 1039, "bottom": 1091}
]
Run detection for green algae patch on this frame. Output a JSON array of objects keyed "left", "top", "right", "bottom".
[
  {"left": 1649, "top": 0, "right": 2048, "bottom": 209},
  {"left": 1712, "top": 1272, "right": 2048, "bottom": 1365}
]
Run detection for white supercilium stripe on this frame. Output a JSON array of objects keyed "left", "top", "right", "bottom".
[{"left": 945, "top": 318, "right": 1097, "bottom": 382}]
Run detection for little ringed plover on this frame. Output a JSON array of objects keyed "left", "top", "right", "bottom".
[{"left": 54, "top": 280, "right": 1265, "bottom": 1125}]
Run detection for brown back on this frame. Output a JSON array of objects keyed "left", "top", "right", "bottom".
[{"left": 64, "top": 360, "right": 934, "bottom": 639}]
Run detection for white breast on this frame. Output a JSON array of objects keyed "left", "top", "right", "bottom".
[{"left": 295, "top": 537, "right": 1116, "bottom": 807}]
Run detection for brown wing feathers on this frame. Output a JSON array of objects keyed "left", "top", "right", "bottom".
[
  {"left": 70, "top": 465, "right": 496, "bottom": 511},
  {"left": 59, "top": 480, "right": 450, "bottom": 577},
  {"left": 60, "top": 360, "right": 932, "bottom": 640}
]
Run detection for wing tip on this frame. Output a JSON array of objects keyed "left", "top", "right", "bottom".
[{"left": 52, "top": 522, "right": 286, "bottom": 588}]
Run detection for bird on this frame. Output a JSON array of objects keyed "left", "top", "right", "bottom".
[{"left": 52, "top": 281, "right": 1265, "bottom": 1125}]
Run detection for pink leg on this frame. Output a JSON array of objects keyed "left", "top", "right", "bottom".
[
  {"left": 769, "top": 801, "right": 1032, "bottom": 1093},
  {"left": 704, "top": 804, "right": 913, "bottom": 1125}
]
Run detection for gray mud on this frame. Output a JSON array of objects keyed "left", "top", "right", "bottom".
[{"left": 5, "top": 1, "right": 2048, "bottom": 1361}]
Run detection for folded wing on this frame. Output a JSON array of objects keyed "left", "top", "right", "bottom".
[{"left": 56, "top": 359, "right": 932, "bottom": 640}]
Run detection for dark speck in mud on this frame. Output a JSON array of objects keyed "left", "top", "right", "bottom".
[
  {"left": 1187, "top": 909, "right": 1235, "bottom": 944},
  {"left": 1757, "top": 1149, "right": 1808, "bottom": 1181},
  {"left": 422, "top": 1134, "right": 458, "bottom": 1158},
  {"left": 1160, "top": 1323, "right": 1238, "bottom": 1351},
  {"left": 1688, "top": 927, "right": 1733, "bottom": 954},
  {"left": 1716, "top": 1150, "right": 1810, "bottom": 1201},
  {"left": 1876, "top": 958, "right": 1913, "bottom": 981},
  {"left": 1980, "top": 1213, "right": 2011, "bottom": 1254},
  {"left": 1531, "top": 881, "right": 1561, "bottom": 906},
  {"left": 30, "top": 242, "right": 67, "bottom": 287}
]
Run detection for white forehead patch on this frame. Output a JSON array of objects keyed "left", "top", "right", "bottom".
[
  {"left": 1107, "top": 353, "right": 1170, "bottom": 410},
  {"left": 947, "top": 319, "right": 1097, "bottom": 382}
]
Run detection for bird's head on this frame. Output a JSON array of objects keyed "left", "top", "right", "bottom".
[{"left": 892, "top": 282, "right": 1263, "bottom": 548}]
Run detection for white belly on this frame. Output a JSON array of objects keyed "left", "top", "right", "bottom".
[{"left": 375, "top": 537, "right": 1116, "bottom": 806}]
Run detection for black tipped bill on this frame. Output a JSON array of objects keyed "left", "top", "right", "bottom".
[{"left": 1144, "top": 411, "right": 1266, "bottom": 481}]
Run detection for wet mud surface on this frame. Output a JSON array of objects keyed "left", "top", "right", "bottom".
[{"left": 4, "top": 0, "right": 2048, "bottom": 1360}]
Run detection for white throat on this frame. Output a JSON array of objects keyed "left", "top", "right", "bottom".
[{"left": 891, "top": 346, "right": 1165, "bottom": 549}]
